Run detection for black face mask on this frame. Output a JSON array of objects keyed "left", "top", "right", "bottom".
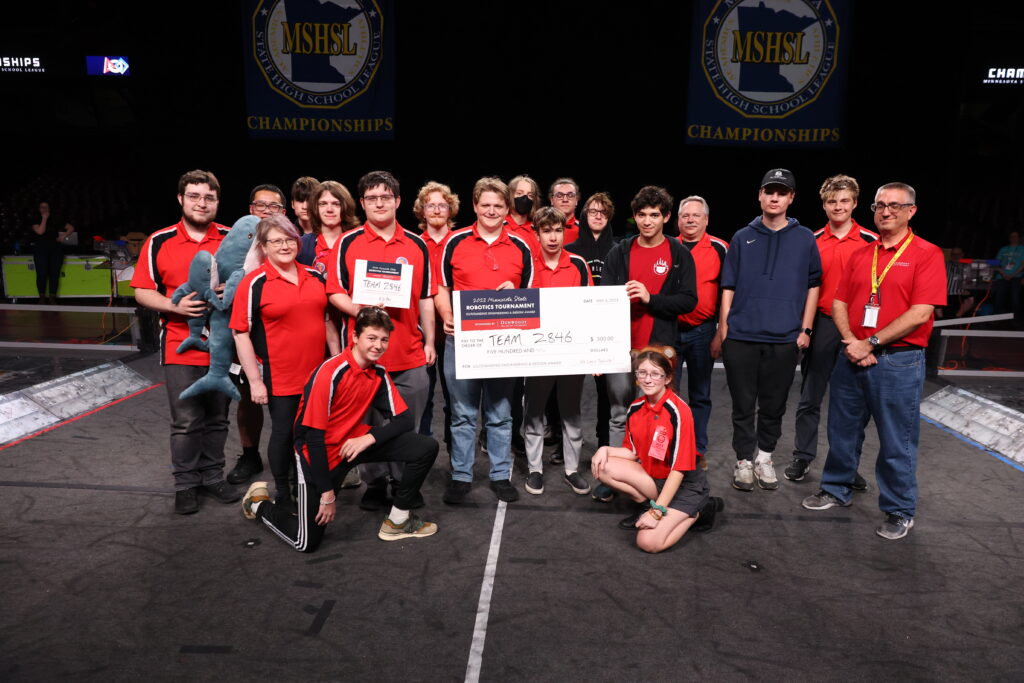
[{"left": 513, "top": 195, "right": 534, "bottom": 216}]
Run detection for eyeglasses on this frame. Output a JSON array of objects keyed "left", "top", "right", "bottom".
[
  {"left": 251, "top": 201, "right": 285, "bottom": 213},
  {"left": 264, "top": 237, "right": 298, "bottom": 248},
  {"left": 425, "top": 202, "right": 450, "bottom": 212},
  {"left": 870, "top": 202, "right": 913, "bottom": 213},
  {"left": 586, "top": 209, "right": 608, "bottom": 218},
  {"left": 679, "top": 213, "right": 706, "bottom": 220},
  {"left": 552, "top": 192, "right": 577, "bottom": 200},
  {"left": 363, "top": 193, "right": 395, "bottom": 205},
  {"left": 635, "top": 370, "right": 666, "bottom": 380},
  {"left": 183, "top": 192, "right": 218, "bottom": 204}
]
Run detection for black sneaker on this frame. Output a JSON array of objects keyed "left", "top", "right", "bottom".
[
  {"left": 490, "top": 479, "right": 520, "bottom": 502},
  {"left": 563, "top": 472, "right": 590, "bottom": 495},
  {"left": 783, "top": 457, "right": 810, "bottom": 482},
  {"left": 174, "top": 487, "right": 199, "bottom": 515},
  {"left": 851, "top": 473, "right": 869, "bottom": 491},
  {"left": 693, "top": 497, "right": 724, "bottom": 533},
  {"left": 550, "top": 449, "right": 564, "bottom": 465},
  {"left": 618, "top": 504, "right": 649, "bottom": 530},
  {"left": 525, "top": 471, "right": 544, "bottom": 495},
  {"left": 226, "top": 453, "right": 263, "bottom": 485},
  {"left": 591, "top": 483, "right": 615, "bottom": 503},
  {"left": 198, "top": 481, "right": 242, "bottom": 504},
  {"left": 876, "top": 513, "right": 914, "bottom": 540},
  {"left": 801, "top": 490, "right": 851, "bottom": 510},
  {"left": 443, "top": 480, "right": 471, "bottom": 505},
  {"left": 360, "top": 479, "right": 390, "bottom": 512}
]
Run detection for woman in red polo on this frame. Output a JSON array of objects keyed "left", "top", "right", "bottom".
[
  {"left": 591, "top": 349, "right": 722, "bottom": 552},
  {"left": 231, "top": 215, "right": 341, "bottom": 509}
]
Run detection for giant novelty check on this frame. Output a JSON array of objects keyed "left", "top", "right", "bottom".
[{"left": 453, "top": 286, "right": 631, "bottom": 379}]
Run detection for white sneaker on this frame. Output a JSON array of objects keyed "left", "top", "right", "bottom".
[
  {"left": 733, "top": 460, "right": 754, "bottom": 491},
  {"left": 753, "top": 453, "right": 779, "bottom": 490}
]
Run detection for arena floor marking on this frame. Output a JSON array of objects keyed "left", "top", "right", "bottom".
[
  {"left": 464, "top": 500, "right": 508, "bottom": 683},
  {"left": 0, "top": 383, "right": 162, "bottom": 452},
  {"left": 921, "top": 415, "right": 1024, "bottom": 474}
]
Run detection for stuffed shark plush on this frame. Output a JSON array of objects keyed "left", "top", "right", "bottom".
[{"left": 170, "top": 215, "right": 261, "bottom": 401}]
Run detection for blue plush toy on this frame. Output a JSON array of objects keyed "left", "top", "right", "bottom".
[{"left": 170, "top": 215, "right": 261, "bottom": 401}]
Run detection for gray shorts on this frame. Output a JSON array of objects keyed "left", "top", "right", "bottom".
[{"left": 654, "top": 466, "right": 709, "bottom": 517}]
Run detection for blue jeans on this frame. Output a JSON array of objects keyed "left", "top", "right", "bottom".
[
  {"left": 443, "top": 335, "right": 515, "bottom": 482},
  {"left": 674, "top": 319, "right": 715, "bottom": 455},
  {"left": 821, "top": 348, "right": 925, "bottom": 518}
]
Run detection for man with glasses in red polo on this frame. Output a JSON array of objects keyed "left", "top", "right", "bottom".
[
  {"left": 328, "top": 171, "right": 436, "bottom": 512},
  {"left": 132, "top": 170, "right": 241, "bottom": 515},
  {"left": 802, "top": 182, "right": 945, "bottom": 541}
]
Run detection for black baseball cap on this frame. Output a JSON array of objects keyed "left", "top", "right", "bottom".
[{"left": 760, "top": 168, "right": 796, "bottom": 191}]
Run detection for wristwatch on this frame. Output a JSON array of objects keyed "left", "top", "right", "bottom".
[
  {"left": 867, "top": 335, "right": 881, "bottom": 348},
  {"left": 802, "top": 328, "right": 813, "bottom": 336}
]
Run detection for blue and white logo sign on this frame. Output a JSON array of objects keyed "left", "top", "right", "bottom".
[
  {"left": 252, "top": 0, "right": 384, "bottom": 109},
  {"left": 702, "top": 0, "right": 839, "bottom": 119}
]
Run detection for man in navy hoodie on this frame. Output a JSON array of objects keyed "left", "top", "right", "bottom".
[{"left": 713, "top": 169, "right": 821, "bottom": 492}]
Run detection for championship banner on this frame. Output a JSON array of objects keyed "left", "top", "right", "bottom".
[
  {"left": 453, "top": 287, "right": 631, "bottom": 380},
  {"left": 242, "top": 0, "right": 395, "bottom": 140},
  {"left": 686, "top": 0, "right": 851, "bottom": 148}
]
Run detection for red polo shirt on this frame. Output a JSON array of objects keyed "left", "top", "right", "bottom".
[
  {"left": 534, "top": 250, "right": 592, "bottom": 288},
  {"left": 678, "top": 232, "right": 728, "bottom": 327},
  {"left": 424, "top": 230, "right": 451, "bottom": 288},
  {"left": 229, "top": 261, "right": 328, "bottom": 396},
  {"left": 441, "top": 223, "right": 534, "bottom": 291},
  {"left": 293, "top": 347, "right": 408, "bottom": 477},
  {"left": 815, "top": 220, "right": 878, "bottom": 316},
  {"left": 835, "top": 229, "right": 946, "bottom": 348},
  {"left": 504, "top": 216, "right": 539, "bottom": 255},
  {"left": 327, "top": 222, "right": 434, "bottom": 372},
  {"left": 564, "top": 215, "right": 580, "bottom": 245},
  {"left": 130, "top": 220, "right": 229, "bottom": 366},
  {"left": 623, "top": 389, "right": 697, "bottom": 480}
]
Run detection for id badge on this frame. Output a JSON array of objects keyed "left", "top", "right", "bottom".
[
  {"left": 649, "top": 425, "right": 669, "bottom": 461},
  {"left": 862, "top": 304, "right": 880, "bottom": 328}
]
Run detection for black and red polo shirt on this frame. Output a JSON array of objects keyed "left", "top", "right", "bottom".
[
  {"left": 441, "top": 223, "right": 534, "bottom": 291},
  {"left": 229, "top": 261, "right": 328, "bottom": 396},
  {"left": 504, "top": 216, "right": 539, "bottom": 256},
  {"left": 534, "top": 250, "right": 592, "bottom": 288},
  {"left": 130, "top": 220, "right": 229, "bottom": 366},
  {"left": 327, "top": 222, "right": 434, "bottom": 372},
  {"left": 293, "top": 347, "right": 408, "bottom": 492},
  {"left": 815, "top": 220, "right": 878, "bottom": 317},
  {"left": 678, "top": 231, "right": 728, "bottom": 328},
  {"left": 624, "top": 389, "right": 697, "bottom": 480}
]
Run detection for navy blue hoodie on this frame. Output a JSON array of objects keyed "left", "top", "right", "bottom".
[{"left": 720, "top": 216, "right": 822, "bottom": 343}]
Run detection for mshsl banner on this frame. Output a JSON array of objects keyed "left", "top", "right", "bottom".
[
  {"left": 242, "top": 0, "right": 395, "bottom": 140},
  {"left": 686, "top": 0, "right": 851, "bottom": 148}
]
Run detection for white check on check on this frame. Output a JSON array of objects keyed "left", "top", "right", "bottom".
[
  {"left": 351, "top": 259, "right": 413, "bottom": 309},
  {"left": 453, "top": 286, "right": 631, "bottom": 379}
]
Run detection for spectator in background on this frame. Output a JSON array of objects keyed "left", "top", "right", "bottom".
[
  {"left": 31, "top": 201, "right": 75, "bottom": 303},
  {"left": 993, "top": 231, "right": 1023, "bottom": 324}
]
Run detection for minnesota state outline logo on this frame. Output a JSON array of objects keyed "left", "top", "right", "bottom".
[
  {"left": 252, "top": 0, "right": 384, "bottom": 109},
  {"left": 701, "top": 0, "right": 839, "bottom": 119}
]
